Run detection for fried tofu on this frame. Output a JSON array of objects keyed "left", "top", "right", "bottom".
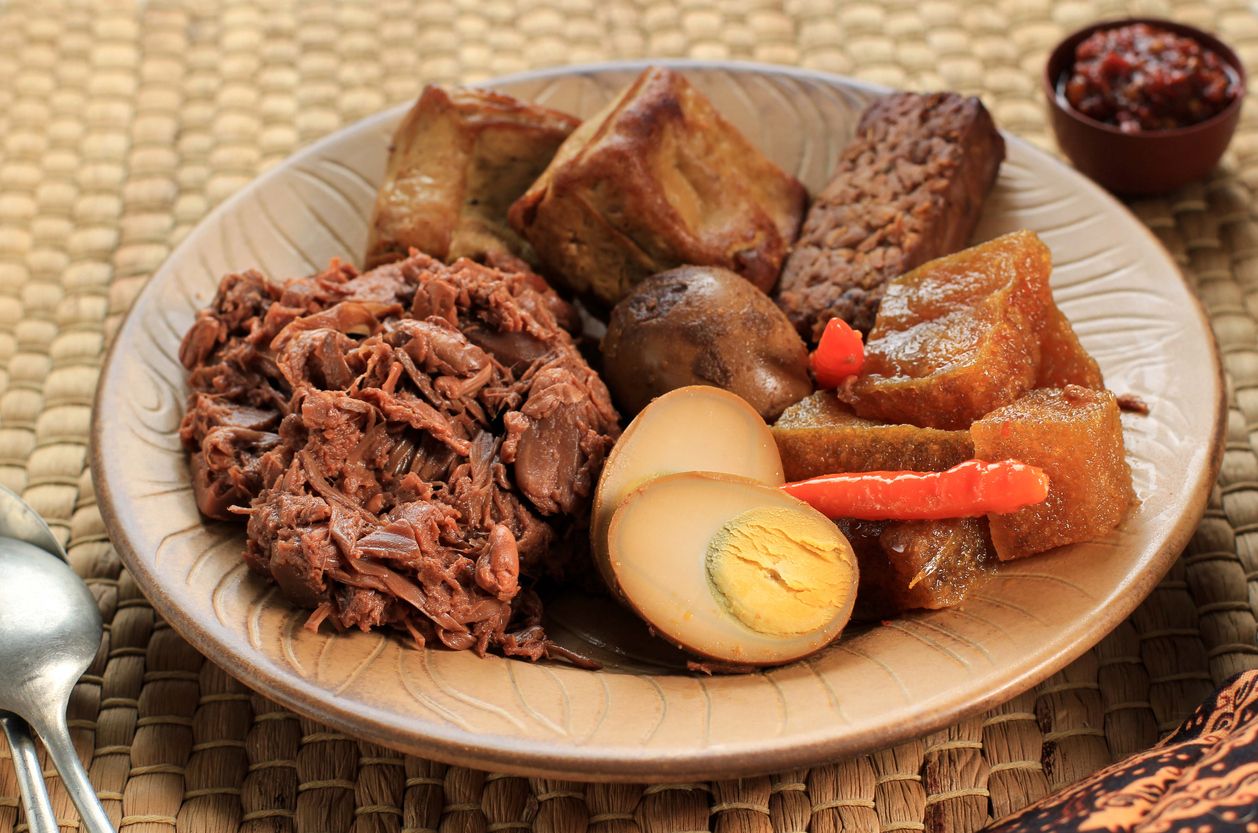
[
  {"left": 772, "top": 392, "right": 973, "bottom": 481},
  {"left": 508, "top": 66, "right": 807, "bottom": 307},
  {"left": 971, "top": 385, "right": 1134, "bottom": 561},
  {"left": 366, "top": 85, "right": 579, "bottom": 270},
  {"left": 843, "top": 230, "right": 1054, "bottom": 429}
]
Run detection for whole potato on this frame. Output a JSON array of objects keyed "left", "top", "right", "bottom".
[{"left": 601, "top": 266, "right": 813, "bottom": 420}]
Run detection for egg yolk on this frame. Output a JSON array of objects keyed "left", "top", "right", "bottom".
[{"left": 705, "top": 506, "right": 854, "bottom": 636}]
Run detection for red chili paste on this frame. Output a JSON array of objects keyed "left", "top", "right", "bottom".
[{"left": 1062, "top": 23, "right": 1237, "bottom": 133}]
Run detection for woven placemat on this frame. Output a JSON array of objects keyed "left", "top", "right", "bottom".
[{"left": 1, "top": 0, "right": 1257, "bottom": 831}]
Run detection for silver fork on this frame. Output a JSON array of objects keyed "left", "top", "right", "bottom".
[{"left": 0, "top": 713, "right": 57, "bottom": 833}]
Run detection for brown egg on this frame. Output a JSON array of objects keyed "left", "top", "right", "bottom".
[
  {"left": 601, "top": 266, "right": 813, "bottom": 421},
  {"left": 606, "top": 472, "right": 859, "bottom": 665},
  {"left": 590, "top": 385, "right": 784, "bottom": 593}
]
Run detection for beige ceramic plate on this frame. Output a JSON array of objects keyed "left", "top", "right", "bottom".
[{"left": 92, "top": 61, "right": 1225, "bottom": 782}]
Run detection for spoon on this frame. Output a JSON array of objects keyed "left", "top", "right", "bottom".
[
  {"left": 0, "top": 484, "right": 66, "bottom": 833},
  {"left": 0, "top": 486, "right": 113, "bottom": 833}
]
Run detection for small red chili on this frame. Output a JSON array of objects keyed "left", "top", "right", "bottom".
[
  {"left": 811, "top": 317, "right": 865, "bottom": 388},
  {"left": 781, "top": 459, "right": 1050, "bottom": 521}
]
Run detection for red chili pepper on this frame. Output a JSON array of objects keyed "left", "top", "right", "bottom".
[
  {"left": 811, "top": 317, "right": 865, "bottom": 388},
  {"left": 781, "top": 459, "right": 1050, "bottom": 521}
]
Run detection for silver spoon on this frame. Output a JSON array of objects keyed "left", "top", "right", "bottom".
[
  {"left": 0, "top": 484, "right": 65, "bottom": 833},
  {"left": 0, "top": 486, "right": 113, "bottom": 833}
]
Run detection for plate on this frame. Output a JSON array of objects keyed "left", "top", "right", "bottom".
[{"left": 91, "top": 60, "right": 1225, "bottom": 781}]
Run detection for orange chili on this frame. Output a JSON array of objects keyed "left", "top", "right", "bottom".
[
  {"left": 781, "top": 459, "right": 1050, "bottom": 521},
  {"left": 811, "top": 317, "right": 865, "bottom": 388}
]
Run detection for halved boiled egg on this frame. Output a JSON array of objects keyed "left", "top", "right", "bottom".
[
  {"left": 606, "top": 472, "right": 858, "bottom": 665},
  {"left": 591, "top": 386, "right": 784, "bottom": 592}
]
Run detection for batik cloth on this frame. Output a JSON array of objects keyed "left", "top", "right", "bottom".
[{"left": 987, "top": 669, "right": 1258, "bottom": 832}]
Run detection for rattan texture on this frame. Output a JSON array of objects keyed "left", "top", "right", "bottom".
[{"left": 0, "top": 0, "right": 1256, "bottom": 831}]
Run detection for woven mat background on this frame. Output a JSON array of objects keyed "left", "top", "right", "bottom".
[{"left": 1, "top": 0, "right": 1257, "bottom": 831}]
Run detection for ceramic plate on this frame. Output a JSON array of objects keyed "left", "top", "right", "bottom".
[{"left": 91, "top": 61, "right": 1225, "bottom": 781}]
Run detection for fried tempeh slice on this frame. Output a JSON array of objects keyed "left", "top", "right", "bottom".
[
  {"left": 842, "top": 230, "right": 1054, "bottom": 430},
  {"left": 772, "top": 392, "right": 973, "bottom": 481},
  {"left": 775, "top": 91, "right": 1005, "bottom": 342},
  {"left": 971, "top": 385, "right": 1134, "bottom": 561},
  {"left": 366, "top": 85, "right": 579, "bottom": 270}
]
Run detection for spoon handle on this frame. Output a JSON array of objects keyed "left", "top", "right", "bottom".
[
  {"left": 0, "top": 712, "right": 58, "bottom": 833},
  {"left": 31, "top": 711, "right": 114, "bottom": 833}
]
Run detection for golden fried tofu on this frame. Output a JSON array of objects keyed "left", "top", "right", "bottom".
[
  {"left": 840, "top": 518, "right": 995, "bottom": 620},
  {"left": 971, "top": 386, "right": 1134, "bottom": 561},
  {"left": 844, "top": 230, "right": 1054, "bottom": 429},
  {"left": 508, "top": 66, "right": 808, "bottom": 307},
  {"left": 366, "top": 85, "right": 579, "bottom": 270},
  {"left": 772, "top": 392, "right": 973, "bottom": 481}
]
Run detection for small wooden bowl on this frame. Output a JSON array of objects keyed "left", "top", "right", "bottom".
[{"left": 1043, "top": 18, "right": 1245, "bottom": 196}]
